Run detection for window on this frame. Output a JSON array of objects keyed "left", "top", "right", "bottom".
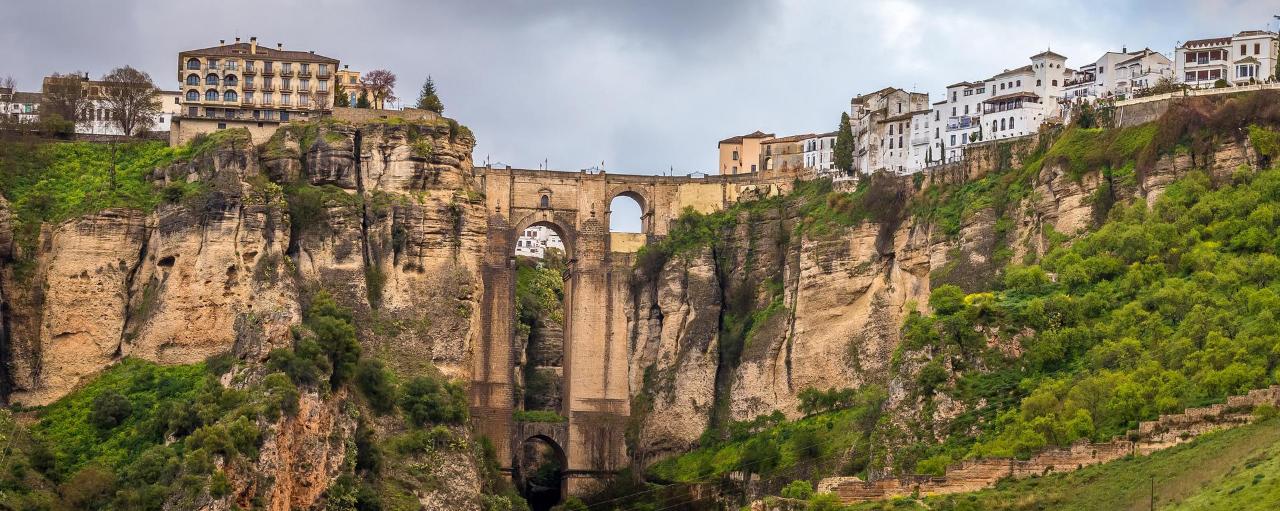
[
  {"left": 732, "top": 150, "right": 739, "bottom": 161},
  {"left": 1036, "top": 79, "right": 1042, "bottom": 86},
  {"left": 280, "top": 111, "right": 289, "bottom": 121},
  {"left": 245, "top": 91, "right": 255, "bottom": 103},
  {"left": 999, "top": 119, "right": 1005, "bottom": 130},
  {"left": 1008, "top": 117, "right": 1014, "bottom": 129},
  {"left": 319, "top": 64, "right": 329, "bottom": 76},
  {"left": 282, "top": 78, "right": 291, "bottom": 89},
  {"left": 348, "top": 75, "right": 357, "bottom": 84},
  {"left": 318, "top": 80, "right": 328, "bottom": 92},
  {"left": 1186, "top": 71, "right": 1196, "bottom": 81},
  {"left": 206, "top": 74, "right": 219, "bottom": 85},
  {"left": 1255, "top": 43, "right": 1261, "bottom": 55},
  {"left": 935, "top": 127, "right": 939, "bottom": 137},
  {"left": 226, "top": 60, "right": 238, "bottom": 70},
  {"left": 889, "top": 124, "right": 894, "bottom": 135},
  {"left": 205, "top": 90, "right": 218, "bottom": 101},
  {"left": 1052, "top": 80, "right": 1058, "bottom": 86},
  {"left": 951, "top": 107, "right": 956, "bottom": 116},
  {"left": 961, "top": 133, "right": 968, "bottom": 144},
  {"left": 950, "top": 135, "right": 955, "bottom": 145},
  {"left": 186, "top": 58, "right": 200, "bottom": 70},
  {"left": 934, "top": 111, "right": 939, "bottom": 121},
  {"left": 1016, "top": 80, "right": 1021, "bottom": 87},
  {"left": 245, "top": 76, "right": 254, "bottom": 87},
  {"left": 281, "top": 93, "right": 291, "bottom": 106},
  {"left": 283, "top": 63, "right": 292, "bottom": 73},
  {"left": 301, "top": 63, "right": 310, "bottom": 74},
  {"left": 1242, "top": 44, "right": 1247, "bottom": 56},
  {"left": 246, "top": 61, "right": 256, "bottom": 72},
  {"left": 217, "top": 122, "right": 226, "bottom": 129},
  {"left": 186, "top": 74, "right": 200, "bottom": 85},
  {"left": 224, "top": 90, "right": 238, "bottom": 102},
  {"left": 898, "top": 136, "right": 902, "bottom": 148},
  {"left": 897, "top": 102, "right": 902, "bottom": 113},
  {"left": 1000, "top": 83, "right": 1006, "bottom": 90},
  {"left": 952, "top": 91, "right": 957, "bottom": 101},
  {"left": 964, "top": 105, "right": 969, "bottom": 115},
  {"left": 751, "top": 164, "right": 757, "bottom": 172},
  {"left": 224, "top": 75, "right": 238, "bottom": 86},
  {"left": 261, "top": 93, "right": 273, "bottom": 105},
  {"left": 300, "top": 79, "right": 310, "bottom": 90},
  {"left": 264, "top": 62, "right": 273, "bottom": 73},
  {"left": 208, "top": 59, "right": 219, "bottom": 69},
  {"left": 188, "top": 106, "right": 198, "bottom": 116}
]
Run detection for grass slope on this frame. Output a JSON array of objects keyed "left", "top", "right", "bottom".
[{"left": 847, "top": 418, "right": 1280, "bottom": 511}]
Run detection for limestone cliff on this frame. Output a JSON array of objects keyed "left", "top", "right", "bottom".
[{"left": 624, "top": 132, "right": 1262, "bottom": 466}]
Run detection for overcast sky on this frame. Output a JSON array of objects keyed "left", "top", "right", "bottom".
[{"left": 3, "top": 0, "right": 1279, "bottom": 230}]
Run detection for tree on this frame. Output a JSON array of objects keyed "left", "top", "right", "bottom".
[
  {"left": 360, "top": 69, "right": 397, "bottom": 109},
  {"left": 355, "top": 90, "right": 371, "bottom": 109},
  {"left": 399, "top": 376, "right": 467, "bottom": 426},
  {"left": 41, "top": 72, "right": 90, "bottom": 128},
  {"left": 415, "top": 75, "right": 443, "bottom": 113},
  {"left": 90, "top": 390, "right": 133, "bottom": 430},
  {"left": 0, "top": 76, "right": 14, "bottom": 91},
  {"left": 833, "top": 112, "right": 854, "bottom": 174},
  {"left": 100, "top": 66, "right": 160, "bottom": 137},
  {"left": 334, "top": 80, "right": 349, "bottom": 107}
]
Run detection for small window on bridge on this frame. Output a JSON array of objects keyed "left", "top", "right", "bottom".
[{"left": 540, "top": 195, "right": 549, "bottom": 208}]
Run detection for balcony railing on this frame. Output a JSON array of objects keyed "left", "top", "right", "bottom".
[
  {"left": 299, "top": 70, "right": 312, "bottom": 78},
  {"left": 317, "top": 71, "right": 331, "bottom": 79},
  {"left": 242, "top": 83, "right": 256, "bottom": 91},
  {"left": 280, "top": 68, "right": 294, "bottom": 77},
  {"left": 243, "top": 67, "right": 257, "bottom": 75},
  {"left": 242, "top": 98, "right": 256, "bottom": 106},
  {"left": 262, "top": 84, "right": 275, "bottom": 91},
  {"left": 262, "top": 67, "right": 275, "bottom": 76}
]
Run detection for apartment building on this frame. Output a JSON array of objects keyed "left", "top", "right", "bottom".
[
  {"left": 978, "top": 50, "right": 1070, "bottom": 142},
  {"left": 1176, "top": 31, "right": 1279, "bottom": 87},
  {"left": 172, "top": 36, "right": 339, "bottom": 145},
  {"left": 718, "top": 130, "right": 774, "bottom": 175},
  {"left": 800, "top": 131, "right": 837, "bottom": 173},
  {"left": 849, "top": 87, "right": 929, "bottom": 175}
]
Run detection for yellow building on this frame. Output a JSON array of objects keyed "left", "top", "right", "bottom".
[
  {"left": 171, "top": 36, "right": 340, "bottom": 145},
  {"left": 759, "top": 133, "right": 813, "bottom": 174},
  {"left": 717, "top": 130, "right": 773, "bottom": 175}
]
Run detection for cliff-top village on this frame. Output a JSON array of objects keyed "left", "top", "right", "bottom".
[{"left": 2, "top": 29, "right": 1278, "bottom": 181}]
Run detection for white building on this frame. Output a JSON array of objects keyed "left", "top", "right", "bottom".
[
  {"left": 1112, "top": 49, "right": 1173, "bottom": 96},
  {"left": 979, "top": 50, "right": 1070, "bottom": 142},
  {"left": 1177, "top": 30, "right": 1279, "bottom": 88},
  {"left": 800, "top": 131, "right": 837, "bottom": 173},
  {"left": 0, "top": 88, "right": 40, "bottom": 124},
  {"left": 154, "top": 90, "right": 183, "bottom": 132},
  {"left": 515, "top": 225, "right": 565, "bottom": 258},
  {"left": 925, "top": 81, "right": 987, "bottom": 165},
  {"left": 849, "top": 87, "right": 930, "bottom": 175}
]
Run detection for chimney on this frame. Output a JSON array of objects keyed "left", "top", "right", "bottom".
[
  {"left": 277, "top": 43, "right": 283, "bottom": 50},
  {"left": 235, "top": 37, "right": 241, "bottom": 43},
  {"left": 220, "top": 39, "right": 225, "bottom": 45},
  {"left": 1123, "top": 45, "right": 1128, "bottom": 53},
  {"left": 249, "top": 36, "right": 257, "bottom": 54},
  {"left": 344, "top": 64, "right": 349, "bottom": 69}
]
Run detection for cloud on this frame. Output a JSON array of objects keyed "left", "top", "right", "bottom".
[{"left": 2, "top": 0, "right": 1278, "bottom": 176}]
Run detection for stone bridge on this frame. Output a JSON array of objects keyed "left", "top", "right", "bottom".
[{"left": 467, "top": 165, "right": 796, "bottom": 494}]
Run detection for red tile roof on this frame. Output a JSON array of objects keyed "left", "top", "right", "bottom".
[{"left": 180, "top": 42, "right": 339, "bottom": 64}]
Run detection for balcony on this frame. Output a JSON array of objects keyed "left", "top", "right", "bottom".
[
  {"left": 241, "top": 98, "right": 256, "bottom": 106},
  {"left": 317, "top": 71, "right": 331, "bottom": 79},
  {"left": 242, "top": 83, "right": 256, "bottom": 91},
  {"left": 262, "top": 84, "right": 275, "bottom": 92},
  {"left": 262, "top": 67, "right": 275, "bottom": 76},
  {"left": 280, "top": 68, "right": 295, "bottom": 77},
  {"left": 243, "top": 67, "right": 257, "bottom": 76},
  {"left": 299, "top": 69, "right": 312, "bottom": 78}
]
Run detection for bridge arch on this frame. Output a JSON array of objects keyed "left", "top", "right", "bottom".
[
  {"left": 607, "top": 185, "right": 652, "bottom": 236},
  {"left": 511, "top": 212, "right": 577, "bottom": 260},
  {"left": 514, "top": 431, "right": 569, "bottom": 511}
]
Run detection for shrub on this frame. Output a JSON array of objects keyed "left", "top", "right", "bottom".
[
  {"left": 781, "top": 480, "right": 814, "bottom": 500},
  {"left": 399, "top": 376, "right": 468, "bottom": 427},
  {"left": 306, "top": 291, "right": 361, "bottom": 386},
  {"left": 551, "top": 497, "right": 588, "bottom": 511},
  {"left": 89, "top": 391, "right": 133, "bottom": 430},
  {"left": 355, "top": 359, "right": 397, "bottom": 415}
]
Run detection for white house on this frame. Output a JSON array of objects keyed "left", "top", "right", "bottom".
[
  {"left": 1176, "top": 30, "right": 1279, "bottom": 87},
  {"left": 0, "top": 88, "right": 40, "bottom": 124},
  {"left": 926, "top": 80, "right": 987, "bottom": 165},
  {"left": 980, "top": 50, "right": 1070, "bottom": 142},
  {"left": 1112, "top": 49, "right": 1173, "bottom": 96},
  {"left": 515, "top": 225, "right": 565, "bottom": 258},
  {"left": 800, "top": 131, "right": 837, "bottom": 174}
]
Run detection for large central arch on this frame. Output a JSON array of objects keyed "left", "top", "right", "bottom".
[{"left": 468, "top": 165, "right": 797, "bottom": 495}]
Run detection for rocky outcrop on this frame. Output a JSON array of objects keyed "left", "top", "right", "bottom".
[{"left": 624, "top": 135, "right": 1262, "bottom": 465}]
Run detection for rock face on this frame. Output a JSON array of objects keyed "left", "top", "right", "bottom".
[
  {"left": 0, "top": 117, "right": 489, "bottom": 509},
  {"left": 623, "top": 136, "right": 1262, "bottom": 465}
]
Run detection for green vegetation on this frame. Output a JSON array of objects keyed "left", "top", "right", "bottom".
[
  {"left": 649, "top": 386, "right": 886, "bottom": 483},
  {"left": 846, "top": 419, "right": 1280, "bottom": 511}
]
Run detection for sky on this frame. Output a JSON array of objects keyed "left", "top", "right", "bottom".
[{"left": 2, "top": 0, "right": 1279, "bottom": 231}]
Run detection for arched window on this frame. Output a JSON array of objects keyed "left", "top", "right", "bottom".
[
  {"left": 224, "top": 74, "right": 238, "bottom": 86},
  {"left": 186, "top": 90, "right": 199, "bottom": 101},
  {"left": 205, "top": 89, "right": 219, "bottom": 101},
  {"left": 540, "top": 195, "right": 550, "bottom": 208},
  {"left": 186, "top": 74, "right": 200, "bottom": 86},
  {"left": 1009, "top": 117, "right": 1015, "bottom": 129},
  {"left": 205, "top": 74, "right": 219, "bottom": 86},
  {"left": 1036, "top": 79, "right": 1042, "bottom": 87},
  {"left": 1000, "top": 118, "right": 1006, "bottom": 130},
  {"left": 186, "top": 58, "right": 200, "bottom": 70},
  {"left": 766, "top": 157, "right": 774, "bottom": 170},
  {"left": 224, "top": 90, "right": 238, "bottom": 102}
]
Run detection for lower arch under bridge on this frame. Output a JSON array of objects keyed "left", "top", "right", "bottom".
[{"left": 467, "top": 165, "right": 796, "bottom": 495}]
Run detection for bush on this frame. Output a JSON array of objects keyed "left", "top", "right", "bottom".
[
  {"left": 355, "top": 359, "right": 397, "bottom": 415},
  {"left": 551, "top": 497, "right": 588, "bottom": 511},
  {"left": 781, "top": 480, "right": 814, "bottom": 500},
  {"left": 306, "top": 291, "right": 361, "bottom": 386},
  {"left": 399, "top": 376, "right": 468, "bottom": 427},
  {"left": 89, "top": 390, "right": 133, "bottom": 430}
]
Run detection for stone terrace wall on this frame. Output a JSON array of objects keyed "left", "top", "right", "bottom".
[{"left": 824, "top": 385, "right": 1280, "bottom": 503}]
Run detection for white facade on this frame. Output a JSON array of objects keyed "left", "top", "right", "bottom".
[
  {"left": 0, "top": 89, "right": 40, "bottom": 124},
  {"left": 1112, "top": 49, "right": 1173, "bottom": 96},
  {"left": 926, "top": 81, "right": 987, "bottom": 166},
  {"left": 801, "top": 132, "right": 837, "bottom": 173},
  {"left": 515, "top": 225, "right": 565, "bottom": 258},
  {"left": 849, "top": 87, "right": 930, "bottom": 175},
  {"left": 76, "top": 90, "right": 186, "bottom": 136},
  {"left": 1177, "top": 31, "right": 1279, "bottom": 88},
  {"left": 979, "top": 51, "right": 1069, "bottom": 142}
]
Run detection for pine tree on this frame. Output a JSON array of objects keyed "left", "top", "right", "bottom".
[
  {"left": 834, "top": 112, "right": 855, "bottom": 174},
  {"left": 415, "top": 76, "right": 444, "bottom": 114},
  {"left": 334, "top": 81, "right": 349, "bottom": 107},
  {"left": 355, "top": 90, "right": 371, "bottom": 109}
]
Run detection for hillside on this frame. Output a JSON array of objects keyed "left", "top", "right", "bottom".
[{"left": 841, "top": 417, "right": 1280, "bottom": 511}]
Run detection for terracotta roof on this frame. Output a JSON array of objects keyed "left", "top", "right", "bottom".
[
  {"left": 990, "top": 65, "right": 1033, "bottom": 79},
  {"left": 718, "top": 130, "right": 774, "bottom": 145},
  {"left": 180, "top": 42, "right": 339, "bottom": 64},
  {"left": 763, "top": 133, "right": 816, "bottom": 144},
  {"left": 1181, "top": 36, "right": 1231, "bottom": 48},
  {"left": 983, "top": 91, "right": 1040, "bottom": 103},
  {"left": 12, "top": 92, "right": 41, "bottom": 103},
  {"left": 1031, "top": 50, "right": 1068, "bottom": 60},
  {"left": 946, "top": 81, "right": 976, "bottom": 89}
]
